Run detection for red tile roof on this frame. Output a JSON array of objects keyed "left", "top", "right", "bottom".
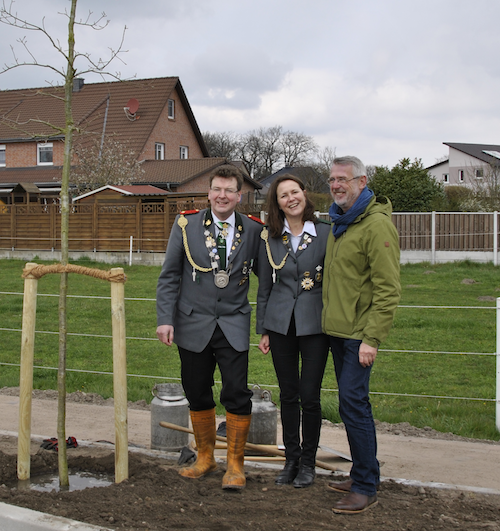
[
  {"left": 0, "top": 166, "right": 64, "bottom": 185},
  {"left": 0, "top": 77, "right": 209, "bottom": 157},
  {"left": 140, "top": 159, "right": 261, "bottom": 189},
  {"left": 112, "top": 185, "right": 169, "bottom": 195}
]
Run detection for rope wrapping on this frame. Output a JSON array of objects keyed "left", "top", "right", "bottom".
[{"left": 22, "top": 264, "right": 126, "bottom": 283}]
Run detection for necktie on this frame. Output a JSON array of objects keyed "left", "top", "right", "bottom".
[{"left": 217, "top": 222, "right": 228, "bottom": 268}]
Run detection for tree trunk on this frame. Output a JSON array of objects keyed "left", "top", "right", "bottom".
[{"left": 57, "top": 0, "right": 77, "bottom": 488}]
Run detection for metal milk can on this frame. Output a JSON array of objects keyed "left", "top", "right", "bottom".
[
  {"left": 150, "top": 383, "right": 189, "bottom": 451},
  {"left": 248, "top": 384, "right": 277, "bottom": 445}
]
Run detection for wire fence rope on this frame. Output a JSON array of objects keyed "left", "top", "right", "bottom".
[{"left": 0, "top": 291, "right": 497, "bottom": 406}]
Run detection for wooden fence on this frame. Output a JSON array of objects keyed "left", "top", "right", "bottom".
[
  {"left": 1, "top": 207, "right": 499, "bottom": 253},
  {"left": 0, "top": 196, "right": 260, "bottom": 253},
  {"left": 393, "top": 212, "right": 497, "bottom": 252}
]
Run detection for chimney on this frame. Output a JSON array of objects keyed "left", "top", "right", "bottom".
[{"left": 73, "top": 78, "right": 84, "bottom": 93}]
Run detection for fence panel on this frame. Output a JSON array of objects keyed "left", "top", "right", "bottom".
[
  {"left": 392, "top": 213, "right": 432, "bottom": 251},
  {"left": 2, "top": 208, "right": 499, "bottom": 254}
]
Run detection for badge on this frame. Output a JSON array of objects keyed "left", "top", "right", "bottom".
[
  {"left": 315, "top": 265, "right": 323, "bottom": 282},
  {"left": 214, "top": 271, "right": 229, "bottom": 288},
  {"left": 301, "top": 271, "right": 314, "bottom": 291}
]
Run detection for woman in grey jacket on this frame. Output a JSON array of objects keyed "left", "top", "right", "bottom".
[{"left": 257, "top": 174, "right": 330, "bottom": 488}]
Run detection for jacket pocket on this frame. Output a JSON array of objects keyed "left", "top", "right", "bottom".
[
  {"left": 177, "top": 299, "right": 193, "bottom": 316},
  {"left": 238, "top": 303, "right": 252, "bottom": 315}
]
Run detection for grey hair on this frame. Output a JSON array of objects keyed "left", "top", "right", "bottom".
[{"left": 332, "top": 156, "right": 366, "bottom": 178}]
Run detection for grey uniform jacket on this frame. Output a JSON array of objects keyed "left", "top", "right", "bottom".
[
  {"left": 156, "top": 208, "right": 262, "bottom": 353},
  {"left": 256, "top": 221, "right": 331, "bottom": 337}
]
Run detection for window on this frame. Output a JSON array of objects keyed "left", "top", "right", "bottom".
[
  {"left": 458, "top": 169, "right": 464, "bottom": 183},
  {"left": 168, "top": 99, "right": 175, "bottom": 119},
  {"left": 475, "top": 168, "right": 484, "bottom": 179},
  {"left": 0, "top": 145, "right": 5, "bottom": 167},
  {"left": 442, "top": 173, "right": 449, "bottom": 183},
  {"left": 180, "top": 146, "right": 188, "bottom": 159},
  {"left": 155, "top": 143, "right": 165, "bottom": 160},
  {"left": 37, "top": 143, "right": 53, "bottom": 165}
]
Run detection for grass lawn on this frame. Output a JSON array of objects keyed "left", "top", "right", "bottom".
[{"left": 0, "top": 258, "right": 498, "bottom": 441}]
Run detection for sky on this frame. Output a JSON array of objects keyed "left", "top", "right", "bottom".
[{"left": 1, "top": 0, "right": 500, "bottom": 169}]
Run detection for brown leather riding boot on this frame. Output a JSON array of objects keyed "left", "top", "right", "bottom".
[
  {"left": 179, "top": 409, "right": 217, "bottom": 478},
  {"left": 222, "top": 412, "right": 251, "bottom": 490}
]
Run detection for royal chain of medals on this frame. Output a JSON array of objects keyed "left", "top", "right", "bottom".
[
  {"left": 261, "top": 227, "right": 322, "bottom": 288},
  {"left": 177, "top": 213, "right": 249, "bottom": 289}
]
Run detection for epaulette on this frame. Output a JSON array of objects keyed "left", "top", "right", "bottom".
[
  {"left": 180, "top": 209, "right": 200, "bottom": 215},
  {"left": 247, "top": 214, "right": 265, "bottom": 225}
]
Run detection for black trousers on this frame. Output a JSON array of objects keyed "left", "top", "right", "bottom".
[
  {"left": 178, "top": 324, "right": 252, "bottom": 415},
  {"left": 269, "top": 319, "right": 329, "bottom": 466}
]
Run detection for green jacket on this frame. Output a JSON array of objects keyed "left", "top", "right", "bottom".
[{"left": 321, "top": 195, "right": 401, "bottom": 348}]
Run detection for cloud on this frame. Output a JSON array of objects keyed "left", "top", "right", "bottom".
[{"left": 184, "top": 45, "right": 291, "bottom": 109}]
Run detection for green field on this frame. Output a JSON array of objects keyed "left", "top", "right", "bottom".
[{"left": 0, "top": 258, "right": 498, "bottom": 441}]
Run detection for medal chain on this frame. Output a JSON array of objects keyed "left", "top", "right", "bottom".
[
  {"left": 261, "top": 227, "right": 289, "bottom": 270},
  {"left": 177, "top": 215, "right": 213, "bottom": 273}
]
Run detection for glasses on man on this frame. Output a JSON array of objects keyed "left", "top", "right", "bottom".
[
  {"left": 210, "top": 187, "right": 240, "bottom": 196},
  {"left": 327, "top": 176, "right": 361, "bottom": 185}
]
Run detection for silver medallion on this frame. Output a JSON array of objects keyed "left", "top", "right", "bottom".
[{"left": 214, "top": 270, "right": 230, "bottom": 288}]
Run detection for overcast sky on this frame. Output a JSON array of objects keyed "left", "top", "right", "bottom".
[{"left": 1, "top": 0, "right": 499, "bottom": 168}]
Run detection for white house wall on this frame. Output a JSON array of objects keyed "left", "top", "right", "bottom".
[
  {"left": 428, "top": 160, "right": 449, "bottom": 183},
  {"left": 448, "top": 147, "right": 489, "bottom": 186}
]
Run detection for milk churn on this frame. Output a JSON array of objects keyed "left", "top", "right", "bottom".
[
  {"left": 151, "top": 383, "right": 189, "bottom": 451},
  {"left": 247, "top": 384, "right": 277, "bottom": 445}
]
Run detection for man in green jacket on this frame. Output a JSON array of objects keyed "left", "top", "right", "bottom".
[{"left": 322, "top": 156, "right": 401, "bottom": 514}]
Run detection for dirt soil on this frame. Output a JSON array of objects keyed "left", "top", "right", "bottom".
[{"left": 1, "top": 389, "right": 500, "bottom": 531}]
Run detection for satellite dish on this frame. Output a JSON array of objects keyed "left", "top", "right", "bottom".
[{"left": 125, "top": 98, "right": 139, "bottom": 114}]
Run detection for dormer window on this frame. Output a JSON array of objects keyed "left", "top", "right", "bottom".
[
  {"left": 37, "top": 143, "right": 53, "bottom": 165},
  {"left": 168, "top": 99, "right": 175, "bottom": 119}
]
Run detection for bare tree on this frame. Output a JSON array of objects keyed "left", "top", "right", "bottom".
[
  {"left": 462, "top": 163, "right": 500, "bottom": 211},
  {"left": 73, "top": 136, "right": 144, "bottom": 195},
  {"left": 310, "top": 146, "right": 336, "bottom": 181},
  {"left": 281, "top": 130, "right": 318, "bottom": 167},
  {"left": 0, "top": 0, "right": 126, "bottom": 487},
  {"left": 202, "top": 130, "right": 240, "bottom": 159}
]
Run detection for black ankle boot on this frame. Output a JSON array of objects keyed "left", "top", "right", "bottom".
[
  {"left": 292, "top": 464, "right": 316, "bottom": 488},
  {"left": 275, "top": 459, "right": 300, "bottom": 485}
]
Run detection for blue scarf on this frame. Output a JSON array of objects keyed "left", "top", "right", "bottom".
[{"left": 329, "top": 187, "right": 374, "bottom": 238}]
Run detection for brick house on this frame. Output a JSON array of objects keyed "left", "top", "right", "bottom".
[
  {"left": 138, "top": 158, "right": 262, "bottom": 204},
  {"left": 0, "top": 76, "right": 214, "bottom": 202}
]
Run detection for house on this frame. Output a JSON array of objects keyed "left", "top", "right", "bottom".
[
  {"left": 73, "top": 184, "right": 170, "bottom": 204},
  {"left": 137, "top": 158, "right": 262, "bottom": 204},
  {"left": 427, "top": 143, "right": 500, "bottom": 186},
  {"left": 0, "top": 76, "right": 209, "bottom": 202},
  {"left": 258, "top": 166, "right": 328, "bottom": 201}
]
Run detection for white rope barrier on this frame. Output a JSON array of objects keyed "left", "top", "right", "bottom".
[{"left": 0, "top": 291, "right": 498, "bottom": 424}]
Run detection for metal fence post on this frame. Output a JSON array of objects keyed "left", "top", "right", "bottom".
[
  {"left": 431, "top": 211, "right": 436, "bottom": 265},
  {"left": 494, "top": 212, "right": 498, "bottom": 267},
  {"left": 497, "top": 297, "right": 500, "bottom": 432}
]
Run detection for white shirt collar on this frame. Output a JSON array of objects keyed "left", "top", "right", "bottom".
[
  {"left": 282, "top": 219, "right": 317, "bottom": 238},
  {"left": 212, "top": 211, "right": 235, "bottom": 228}
]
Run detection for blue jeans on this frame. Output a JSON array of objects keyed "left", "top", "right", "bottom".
[{"left": 329, "top": 336, "right": 379, "bottom": 496}]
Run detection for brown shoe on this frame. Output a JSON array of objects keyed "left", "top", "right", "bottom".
[
  {"left": 327, "top": 478, "right": 353, "bottom": 493},
  {"left": 332, "top": 492, "right": 378, "bottom": 514}
]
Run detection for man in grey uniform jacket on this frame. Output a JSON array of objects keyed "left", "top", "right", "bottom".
[{"left": 156, "top": 164, "right": 262, "bottom": 490}]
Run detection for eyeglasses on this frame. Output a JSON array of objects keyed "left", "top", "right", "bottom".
[
  {"left": 210, "top": 187, "right": 240, "bottom": 196},
  {"left": 327, "top": 176, "right": 361, "bottom": 185}
]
